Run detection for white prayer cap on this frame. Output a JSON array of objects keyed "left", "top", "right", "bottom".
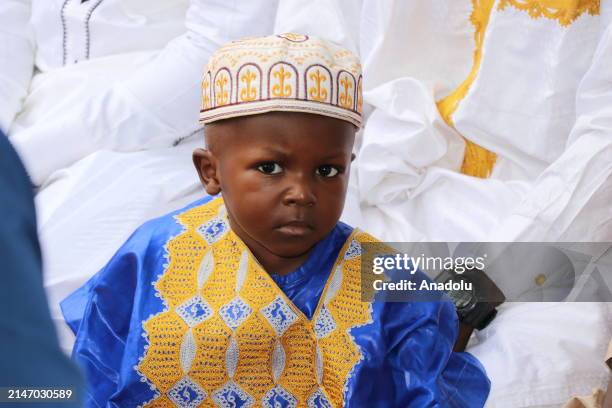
[{"left": 199, "top": 33, "right": 363, "bottom": 127}]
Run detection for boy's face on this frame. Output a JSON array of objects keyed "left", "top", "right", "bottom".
[{"left": 193, "top": 112, "right": 356, "bottom": 269}]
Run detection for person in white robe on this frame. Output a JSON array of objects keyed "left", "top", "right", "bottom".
[
  {"left": 277, "top": 1, "right": 612, "bottom": 406},
  {"left": 1, "top": 0, "right": 279, "bottom": 354}
]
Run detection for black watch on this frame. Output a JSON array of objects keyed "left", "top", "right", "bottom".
[{"left": 434, "top": 267, "right": 506, "bottom": 330}]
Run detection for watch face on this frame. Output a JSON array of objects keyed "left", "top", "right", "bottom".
[{"left": 448, "top": 288, "right": 475, "bottom": 312}]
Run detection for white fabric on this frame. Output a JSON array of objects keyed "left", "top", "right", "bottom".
[
  {"left": 353, "top": 0, "right": 612, "bottom": 243},
  {"left": 8, "top": 0, "right": 279, "bottom": 186},
  {"left": 41, "top": 138, "right": 203, "bottom": 354},
  {"left": 490, "top": 13, "right": 612, "bottom": 241},
  {"left": 30, "top": 0, "right": 189, "bottom": 70},
  {"left": 471, "top": 302, "right": 612, "bottom": 408},
  {"left": 0, "top": 0, "right": 34, "bottom": 132}
]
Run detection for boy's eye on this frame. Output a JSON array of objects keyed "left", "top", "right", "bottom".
[
  {"left": 316, "top": 165, "right": 339, "bottom": 177},
  {"left": 257, "top": 162, "right": 283, "bottom": 174}
]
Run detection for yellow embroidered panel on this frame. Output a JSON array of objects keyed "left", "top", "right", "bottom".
[
  {"left": 436, "top": 0, "right": 498, "bottom": 179},
  {"left": 136, "top": 198, "right": 375, "bottom": 407},
  {"left": 497, "top": 0, "right": 600, "bottom": 27}
]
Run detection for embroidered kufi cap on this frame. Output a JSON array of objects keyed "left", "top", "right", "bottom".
[{"left": 199, "top": 33, "right": 363, "bottom": 127}]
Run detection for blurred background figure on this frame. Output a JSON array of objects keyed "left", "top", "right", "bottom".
[{"left": 0, "top": 131, "right": 84, "bottom": 407}]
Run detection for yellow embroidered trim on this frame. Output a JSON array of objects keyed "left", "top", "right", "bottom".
[
  {"left": 438, "top": 0, "right": 600, "bottom": 178},
  {"left": 498, "top": 0, "right": 600, "bottom": 27},
  {"left": 436, "top": 0, "right": 497, "bottom": 178},
  {"left": 136, "top": 198, "right": 376, "bottom": 407},
  {"left": 437, "top": 0, "right": 497, "bottom": 178}
]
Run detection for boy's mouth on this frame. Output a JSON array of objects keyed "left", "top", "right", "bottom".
[{"left": 275, "top": 220, "right": 314, "bottom": 237}]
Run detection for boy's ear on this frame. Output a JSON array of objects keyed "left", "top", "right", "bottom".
[{"left": 193, "top": 148, "right": 221, "bottom": 195}]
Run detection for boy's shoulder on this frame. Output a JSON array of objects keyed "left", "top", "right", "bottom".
[{"left": 126, "top": 195, "right": 221, "bottom": 252}]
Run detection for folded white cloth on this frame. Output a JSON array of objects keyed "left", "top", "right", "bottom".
[
  {"left": 6, "top": 0, "right": 280, "bottom": 186},
  {"left": 40, "top": 138, "right": 204, "bottom": 354}
]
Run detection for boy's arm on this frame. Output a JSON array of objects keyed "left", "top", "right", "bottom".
[
  {"left": 65, "top": 252, "right": 138, "bottom": 406},
  {"left": 385, "top": 300, "right": 490, "bottom": 407},
  {"left": 454, "top": 324, "right": 474, "bottom": 352},
  {"left": 61, "top": 223, "right": 157, "bottom": 406}
]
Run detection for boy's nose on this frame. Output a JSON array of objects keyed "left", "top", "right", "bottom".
[{"left": 282, "top": 178, "right": 316, "bottom": 207}]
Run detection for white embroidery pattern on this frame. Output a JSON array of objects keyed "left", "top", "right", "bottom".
[
  {"left": 179, "top": 329, "right": 197, "bottom": 373},
  {"left": 307, "top": 389, "right": 333, "bottom": 408},
  {"left": 219, "top": 297, "right": 253, "bottom": 330},
  {"left": 175, "top": 295, "right": 213, "bottom": 327},
  {"left": 261, "top": 296, "right": 298, "bottom": 336},
  {"left": 196, "top": 216, "right": 229, "bottom": 245},
  {"left": 313, "top": 305, "right": 336, "bottom": 339},
  {"left": 263, "top": 385, "right": 297, "bottom": 408},
  {"left": 213, "top": 381, "right": 254, "bottom": 408},
  {"left": 167, "top": 377, "right": 207, "bottom": 408},
  {"left": 343, "top": 239, "right": 362, "bottom": 260}
]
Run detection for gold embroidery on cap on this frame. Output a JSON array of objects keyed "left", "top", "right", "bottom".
[
  {"left": 270, "top": 63, "right": 296, "bottom": 98},
  {"left": 201, "top": 72, "right": 211, "bottom": 110},
  {"left": 214, "top": 69, "right": 231, "bottom": 107},
  {"left": 277, "top": 33, "right": 310, "bottom": 43},
  {"left": 238, "top": 64, "right": 261, "bottom": 103},
  {"left": 338, "top": 71, "right": 355, "bottom": 110},
  {"left": 306, "top": 65, "right": 332, "bottom": 103},
  {"left": 356, "top": 76, "right": 363, "bottom": 114}
]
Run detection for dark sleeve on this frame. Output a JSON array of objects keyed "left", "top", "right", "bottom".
[{"left": 0, "top": 133, "right": 85, "bottom": 407}]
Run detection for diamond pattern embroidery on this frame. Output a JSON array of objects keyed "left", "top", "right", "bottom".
[
  {"left": 344, "top": 238, "right": 361, "bottom": 260},
  {"left": 176, "top": 295, "right": 213, "bottom": 327},
  {"left": 313, "top": 305, "right": 336, "bottom": 339},
  {"left": 167, "top": 377, "right": 207, "bottom": 408},
  {"left": 219, "top": 297, "right": 252, "bottom": 330},
  {"left": 307, "top": 389, "right": 333, "bottom": 408},
  {"left": 263, "top": 385, "right": 297, "bottom": 408},
  {"left": 197, "top": 216, "right": 228, "bottom": 245},
  {"left": 213, "top": 381, "right": 254, "bottom": 408},
  {"left": 261, "top": 296, "right": 298, "bottom": 336}
]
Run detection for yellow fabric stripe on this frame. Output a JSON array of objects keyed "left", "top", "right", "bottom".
[
  {"left": 437, "top": 0, "right": 600, "bottom": 178},
  {"left": 436, "top": 0, "right": 497, "bottom": 178}
]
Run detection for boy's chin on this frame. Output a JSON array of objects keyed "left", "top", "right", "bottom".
[{"left": 268, "top": 241, "right": 317, "bottom": 259}]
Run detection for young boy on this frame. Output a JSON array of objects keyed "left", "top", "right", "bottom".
[{"left": 62, "top": 34, "right": 490, "bottom": 407}]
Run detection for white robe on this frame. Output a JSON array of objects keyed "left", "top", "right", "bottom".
[
  {"left": 349, "top": 0, "right": 612, "bottom": 243},
  {"left": 277, "top": 1, "right": 612, "bottom": 406}
]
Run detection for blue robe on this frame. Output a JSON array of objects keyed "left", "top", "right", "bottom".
[{"left": 62, "top": 196, "right": 490, "bottom": 407}]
